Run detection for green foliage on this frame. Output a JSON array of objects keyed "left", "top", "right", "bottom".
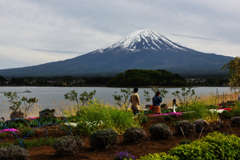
[
  {"left": 5, "top": 119, "right": 30, "bottom": 129},
  {"left": 107, "top": 69, "right": 187, "bottom": 87},
  {"left": 113, "top": 88, "right": 132, "bottom": 110},
  {"left": 149, "top": 123, "right": 171, "bottom": 140},
  {"left": 67, "top": 99, "right": 140, "bottom": 135},
  {"left": 52, "top": 135, "right": 82, "bottom": 156},
  {"left": 19, "top": 127, "right": 35, "bottom": 137},
  {"left": 4, "top": 92, "right": 38, "bottom": 118},
  {"left": 175, "top": 120, "right": 196, "bottom": 136},
  {"left": 90, "top": 128, "right": 118, "bottom": 149},
  {"left": 172, "top": 87, "right": 195, "bottom": 106},
  {"left": 21, "top": 97, "right": 38, "bottom": 118},
  {"left": 138, "top": 152, "right": 179, "bottom": 160},
  {"left": 4, "top": 92, "right": 21, "bottom": 112},
  {"left": 64, "top": 90, "right": 96, "bottom": 112},
  {"left": 0, "top": 145, "right": 29, "bottom": 160},
  {"left": 14, "top": 137, "right": 56, "bottom": 148},
  {"left": 34, "top": 116, "right": 64, "bottom": 126},
  {"left": 222, "top": 56, "right": 240, "bottom": 90},
  {"left": 180, "top": 100, "right": 219, "bottom": 122},
  {"left": 170, "top": 132, "right": 240, "bottom": 159},
  {"left": 123, "top": 127, "right": 146, "bottom": 144}
]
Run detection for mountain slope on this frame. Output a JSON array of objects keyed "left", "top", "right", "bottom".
[{"left": 0, "top": 29, "right": 233, "bottom": 77}]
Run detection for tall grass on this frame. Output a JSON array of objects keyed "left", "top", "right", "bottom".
[{"left": 62, "top": 99, "right": 140, "bottom": 135}]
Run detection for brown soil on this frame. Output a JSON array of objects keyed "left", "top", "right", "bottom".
[{"left": 3, "top": 116, "right": 240, "bottom": 160}]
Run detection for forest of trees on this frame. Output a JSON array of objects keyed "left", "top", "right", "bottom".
[{"left": 107, "top": 69, "right": 188, "bottom": 87}]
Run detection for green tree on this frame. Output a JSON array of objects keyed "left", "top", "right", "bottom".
[
  {"left": 113, "top": 88, "right": 132, "bottom": 110},
  {"left": 64, "top": 90, "right": 96, "bottom": 112},
  {"left": 222, "top": 57, "right": 240, "bottom": 90}
]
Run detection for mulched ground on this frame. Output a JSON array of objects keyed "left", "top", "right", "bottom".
[{"left": 2, "top": 115, "right": 240, "bottom": 160}]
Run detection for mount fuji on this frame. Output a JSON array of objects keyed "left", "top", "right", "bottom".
[{"left": 0, "top": 29, "right": 233, "bottom": 77}]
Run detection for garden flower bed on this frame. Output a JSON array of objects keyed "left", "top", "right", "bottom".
[{"left": 1, "top": 114, "right": 240, "bottom": 160}]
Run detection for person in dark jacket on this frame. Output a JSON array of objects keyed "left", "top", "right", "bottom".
[{"left": 152, "top": 91, "right": 162, "bottom": 114}]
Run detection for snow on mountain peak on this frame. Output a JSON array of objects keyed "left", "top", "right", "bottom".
[{"left": 98, "top": 29, "right": 190, "bottom": 53}]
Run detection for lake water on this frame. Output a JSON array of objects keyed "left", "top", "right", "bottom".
[{"left": 0, "top": 86, "right": 233, "bottom": 119}]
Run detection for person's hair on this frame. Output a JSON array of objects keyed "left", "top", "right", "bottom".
[
  {"left": 134, "top": 88, "right": 138, "bottom": 93},
  {"left": 155, "top": 91, "right": 160, "bottom": 97}
]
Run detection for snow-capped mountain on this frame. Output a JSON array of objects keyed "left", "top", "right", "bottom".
[
  {"left": 99, "top": 29, "right": 190, "bottom": 53},
  {"left": 0, "top": 29, "right": 233, "bottom": 77}
]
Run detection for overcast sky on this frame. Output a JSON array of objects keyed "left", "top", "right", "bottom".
[{"left": 0, "top": 0, "right": 239, "bottom": 69}]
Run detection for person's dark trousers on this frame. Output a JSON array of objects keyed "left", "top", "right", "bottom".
[{"left": 132, "top": 106, "right": 139, "bottom": 116}]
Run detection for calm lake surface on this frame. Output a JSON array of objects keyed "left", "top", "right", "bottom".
[{"left": 0, "top": 86, "right": 233, "bottom": 118}]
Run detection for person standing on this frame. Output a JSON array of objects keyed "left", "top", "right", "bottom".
[
  {"left": 130, "top": 88, "right": 140, "bottom": 116},
  {"left": 152, "top": 91, "right": 162, "bottom": 114}
]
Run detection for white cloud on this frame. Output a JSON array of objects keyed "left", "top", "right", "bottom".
[{"left": 0, "top": 0, "right": 239, "bottom": 70}]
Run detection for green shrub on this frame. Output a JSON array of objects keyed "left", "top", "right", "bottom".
[
  {"left": 170, "top": 132, "right": 240, "bottom": 159},
  {"left": 170, "top": 140, "right": 215, "bottom": 159},
  {"left": 175, "top": 120, "right": 195, "bottom": 136},
  {"left": 20, "top": 127, "right": 35, "bottom": 137},
  {"left": 193, "top": 119, "right": 208, "bottom": 133},
  {"left": 6, "top": 119, "right": 30, "bottom": 129},
  {"left": 163, "top": 115, "right": 172, "bottom": 121},
  {"left": 221, "top": 110, "right": 234, "bottom": 119},
  {"left": 123, "top": 127, "right": 146, "bottom": 144},
  {"left": 52, "top": 135, "right": 82, "bottom": 156},
  {"left": 65, "top": 100, "right": 140, "bottom": 134},
  {"left": 149, "top": 123, "right": 171, "bottom": 140},
  {"left": 139, "top": 152, "right": 179, "bottom": 160},
  {"left": 231, "top": 116, "right": 240, "bottom": 127},
  {"left": 90, "top": 128, "right": 118, "bottom": 149},
  {"left": 0, "top": 145, "right": 29, "bottom": 160}
]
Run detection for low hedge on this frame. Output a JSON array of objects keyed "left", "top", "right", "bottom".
[{"left": 169, "top": 132, "right": 240, "bottom": 159}]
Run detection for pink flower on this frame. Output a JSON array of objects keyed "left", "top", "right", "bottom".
[{"left": 0, "top": 128, "right": 20, "bottom": 136}]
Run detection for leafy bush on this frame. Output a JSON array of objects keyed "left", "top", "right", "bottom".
[
  {"left": 74, "top": 121, "right": 102, "bottom": 136},
  {"left": 52, "top": 135, "right": 82, "bottom": 156},
  {"left": 193, "top": 119, "right": 209, "bottom": 132},
  {"left": 123, "top": 127, "right": 146, "bottom": 144},
  {"left": 139, "top": 152, "right": 179, "bottom": 160},
  {"left": 114, "top": 150, "right": 137, "bottom": 160},
  {"left": 221, "top": 110, "right": 234, "bottom": 119},
  {"left": 169, "top": 132, "right": 240, "bottom": 159},
  {"left": 0, "top": 145, "right": 29, "bottom": 160},
  {"left": 65, "top": 99, "right": 140, "bottom": 134},
  {"left": 175, "top": 120, "right": 195, "bottom": 136},
  {"left": 231, "top": 116, "right": 240, "bottom": 127},
  {"left": 20, "top": 127, "right": 35, "bottom": 137},
  {"left": 163, "top": 115, "right": 172, "bottom": 121},
  {"left": 149, "top": 123, "right": 171, "bottom": 140},
  {"left": 90, "top": 128, "right": 118, "bottom": 149},
  {"left": 5, "top": 119, "right": 30, "bottom": 129}
]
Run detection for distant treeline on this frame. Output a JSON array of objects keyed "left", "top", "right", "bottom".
[
  {"left": 107, "top": 69, "right": 187, "bottom": 87},
  {"left": 0, "top": 69, "right": 228, "bottom": 87}
]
